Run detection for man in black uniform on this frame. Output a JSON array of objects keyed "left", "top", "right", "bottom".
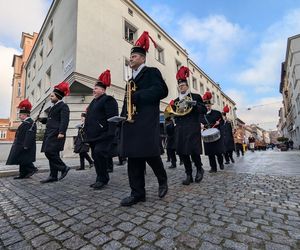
[
  {"left": 165, "top": 117, "right": 177, "bottom": 169},
  {"left": 200, "top": 91, "right": 225, "bottom": 173},
  {"left": 120, "top": 31, "right": 169, "bottom": 206},
  {"left": 6, "top": 99, "right": 38, "bottom": 179},
  {"left": 84, "top": 69, "right": 118, "bottom": 189},
  {"left": 222, "top": 105, "right": 235, "bottom": 164},
  {"left": 171, "top": 66, "right": 207, "bottom": 185},
  {"left": 40, "top": 82, "right": 70, "bottom": 183}
]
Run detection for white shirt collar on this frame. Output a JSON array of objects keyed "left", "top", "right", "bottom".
[
  {"left": 132, "top": 63, "right": 146, "bottom": 79},
  {"left": 207, "top": 109, "right": 212, "bottom": 114},
  {"left": 52, "top": 100, "right": 63, "bottom": 106},
  {"left": 179, "top": 90, "right": 190, "bottom": 101}
]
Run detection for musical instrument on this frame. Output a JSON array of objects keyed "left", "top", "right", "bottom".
[
  {"left": 202, "top": 128, "right": 220, "bottom": 143},
  {"left": 164, "top": 94, "right": 196, "bottom": 119},
  {"left": 126, "top": 79, "right": 137, "bottom": 123}
]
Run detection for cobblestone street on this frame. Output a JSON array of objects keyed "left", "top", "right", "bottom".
[{"left": 0, "top": 150, "right": 300, "bottom": 249}]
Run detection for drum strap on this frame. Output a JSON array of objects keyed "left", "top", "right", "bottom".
[{"left": 204, "top": 115, "right": 211, "bottom": 128}]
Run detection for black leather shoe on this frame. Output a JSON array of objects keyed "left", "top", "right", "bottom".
[
  {"left": 93, "top": 182, "right": 107, "bottom": 190},
  {"left": 24, "top": 171, "right": 36, "bottom": 178},
  {"left": 76, "top": 167, "right": 85, "bottom": 171},
  {"left": 158, "top": 184, "right": 168, "bottom": 198},
  {"left": 220, "top": 164, "right": 224, "bottom": 170},
  {"left": 182, "top": 175, "right": 193, "bottom": 185},
  {"left": 89, "top": 163, "right": 94, "bottom": 169},
  {"left": 231, "top": 158, "right": 235, "bottom": 163},
  {"left": 13, "top": 176, "right": 25, "bottom": 179},
  {"left": 40, "top": 177, "right": 58, "bottom": 183},
  {"left": 59, "top": 166, "right": 70, "bottom": 180},
  {"left": 225, "top": 161, "right": 230, "bottom": 165},
  {"left": 90, "top": 183, "right": 96, "bottom": 188},
  {"left": 120, "top": 196, "right": 146, "bottom": 206},
  {"left": 195, "top": 167, "right": 204, "bottom": 183},
  {"left": 209, "top": 169, "right": 217, "bottom": 173}
]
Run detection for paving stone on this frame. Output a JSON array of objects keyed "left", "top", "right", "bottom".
[
  {"left": 154, "top": 237, "right": 175, "bottom": 250},
  {"left": 265, "top": 242, "right": 291, "bottom": 250},
  {"left": 159, "top": 227, "right": 180, "bottom": 238},
  {"left": 226, "top": 223, "right": 248, "bottom": 233},
  {"left": 200, "top": 232, "right": 223, "bottom": 244},
  {"left": 31, "top": 235, "right": 51, "bottom": 248},
  {"left": 110, "top": 230, "right": 125, "bottom": 240},
  {"left": 123, "top": 235, "right": 142, "bottom": 248},
  {"left": 177, "top": 233, "right": 200, "bottom": 248},
  {"left": 130, "top": 226, "right": 149, "bottom": 237},
  {"left": 223, "top": 239, "right": 248, "bottom": 250},
  {"left": 37, "top": 241, "right": 61, "bottom": 250},
  {"left": 199, "top": 241, "right": 222, "bottom": 250},
  {"left": 90, "top": 233, "right": 111, "bottom": 246},
  {"left": 117, "top": 222, "right": 136, "bottom": 232},
  {"left": 142, "top": 232, "right": 157, "bottom": 242}
]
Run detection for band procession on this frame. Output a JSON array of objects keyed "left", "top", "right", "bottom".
[{"left": 7, "top": 31, "right": 241, "bottom": 207}]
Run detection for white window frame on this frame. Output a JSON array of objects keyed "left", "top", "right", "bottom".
[{"left": 124, "top": 20, "right": 137, "bottom": 44}]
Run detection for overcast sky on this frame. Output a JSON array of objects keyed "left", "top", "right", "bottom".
[{"left": 1, "top": 0, "right": 299, "bottom": 130}]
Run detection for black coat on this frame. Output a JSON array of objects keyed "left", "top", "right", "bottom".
[
  {"left": 74, "top": 124, "right": 89, "bottom": 153},
  {"left": 120, "top": 66, "right": 168, "bottom": 158},
  {"left": 174, "top": 93, "right": 207, "bottom": 155},
  {"left": 6, "top": 118, "right": 36, "bottom": 165},
  {"left": 41, "top": 101, "right": 70, "bottom": 153},
  {"left": 165, "top": 122, "right": 176, "bottom": 150},
  {"left": 84, "top": 94, "right": 119, "bottom": 157},
  {"left": 222, "top": 121, "right": 235, "bottom": 152},
  {"left": 200, "top": 109, "right": 225, "bottom": 155}
]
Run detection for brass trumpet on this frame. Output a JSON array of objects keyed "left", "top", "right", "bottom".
[{"left": 126, "top": 79, "right": 137, "bottom": 123}]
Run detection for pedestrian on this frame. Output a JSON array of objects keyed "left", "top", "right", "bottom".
[
  {"left": 200, "top": 91, "right": 225, "bottom": 173},
  {"left": 170, "top": 66, "right": 207, "bottom": 185},
  {"left": 165, "top": 117, "right": 177, "bottom": 169},
  {"left": 40, "top": 82, "right": 71, "bottom": 183},
  {"left": 84, "top": 70, "right": 119, "bottom": 190},
  {"left": 248, "top": 135, "right": 256, "bottom": 152},
  {"left": 6, "top": 99, "right": 38, "bottom": 179},
  {"left": 73, "top": 113, "right": 94, "bottom": 170},
  {"left": 234, "top": 125, "right": 245, "bottom": 156},
  {"left": 222, "top": 106, "right": 235, "bottom": 164},
  {"left": 119, "top": 31, "right": 168, "bottom": 206}
]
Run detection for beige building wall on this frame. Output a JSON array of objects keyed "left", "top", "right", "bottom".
[{"left": 10, "top": 32, "right": 38, "bottom": 131}]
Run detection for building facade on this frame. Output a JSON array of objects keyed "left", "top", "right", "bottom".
[
  {"left": 10, "top": 32, "right": 38, "bottom": 131},
  {"left": 280, "top": 34, "right": 300, "bottom": 149},
  {"left": 0, "top": 119, "right": 15, "bottom": 141},
  {"left": 24, "top": 0, "right": 236, "bottom": 155}
]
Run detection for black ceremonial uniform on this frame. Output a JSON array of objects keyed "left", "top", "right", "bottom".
[
  {"left": 222, "top": 120, "right": 235, "bottom": 163},
  {"left": 120, "top": 66, "right": 168, "bottom": 200},
  {"left": 40, "top": 101, "right": 70, "bottom": 179},
  {"left": 200, "top": 109, "right": 225, "bottom": 172},
  {"left": 6, "top": 117, "right": 37, "bottom": 177},
  {"left": 84, "top": 93, "right": 118, "bottom": 185},
  {"left": 173, "top": 93, "right": 207, "bottom": 182}
]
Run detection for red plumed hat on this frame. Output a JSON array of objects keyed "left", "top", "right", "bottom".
[
  {"left": 96, "top": 69, "right": 111, "bottom": 88},
  {"left": 203, "top": 91, "right": 213, "bottom": 104},
  {"left": 18, "top": 99, "right": 32, "bottom": 114},
  {"left": 176, "top": 66, "right": 190, "bottom": 84},
  {"left": 53, "top": 81, "right": 70, "bottom": 99},
  {"left": 131, "top": 31, "right": 157, "bottom": 55},
  {"left": 223, "top": 105, "right": 230, "bottom": 113}
]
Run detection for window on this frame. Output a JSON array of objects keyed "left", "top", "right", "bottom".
[
  {"left": 124, "top": 21, "right": 137, "bottom": 44},
  {"left": 128, "top": 8, "right": 133, "bottom": 16},
  {"left": 123, "top": 58, "right": 132, "bottom": 81},
  {"left": 222, "top": 101, "right": 225, "bottom": 108},
  {"left": 155, "top": 45, "right": 165, "bottom": 64},
  {"left": 16, "top": 82, "right": 21, "bottom": 97},
  {"left": 217, "top": 95, "right": 220, "bottom": 105},
  {"left": 45, "top": 67, "right": 52, "bottom": 91},
  {"left": 0, "top": 130, "right": 7, "bottom": 139},
  {"left": 192, "top": 77, "right": 198, "bottom": 90},
  {"left": 175, "top": 60, "right": 182, "bottom": 71},
  {"left": 47, "top": 30, "right": 53, "bottom": 55},
  {"left": 38, "top": 49, "right": 43, "bottom": 69},
  {"left": 200, "top": 83, "right": 204, "bottom": 94},
  {"left": 32, "top": 62, "right": 36, "bottom": 79},
  {"left": 37, "top": 81, "right": 41, "bottom": 101},
  {"left": 212, "top": 92, "right": 215, "bottom": 103},
  {"left": 157, "top": 34, "right": 161, "bottom": 40}
]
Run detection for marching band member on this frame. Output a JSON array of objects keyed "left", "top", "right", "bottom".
[
  {"left": 234, "top": 125, "right": 245, "bottom": 156},
  {"left": 171, "top": 66, "right": 207, "bottom": 185},
  {"left": 6, "top": 99, "right": 38, "bottom": 179},
  {"left": 40, "top": 82, "right": 71, "bottom": 183},
  {"left": 200, "top": 91, "right": 225, "bottom": 173},
  {"left": 84, "top": 70, "right": 119, "bottom": 190},
  {"left": 222, "top": 105, "right": 235, "bottom": 164},
  {"left": 120, "top": 31, "right": 168, "bottom": 206}
]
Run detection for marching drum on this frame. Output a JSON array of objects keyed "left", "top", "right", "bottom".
[{"left": 202, "top": 128, "right": 221, "bottom": 143}]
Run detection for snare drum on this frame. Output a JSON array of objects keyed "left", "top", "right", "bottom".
[{"left": 202, "top": 128, "right": 220, "bottom": 143}]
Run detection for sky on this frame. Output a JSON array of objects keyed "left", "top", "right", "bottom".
[{"left": 1, "top": 0, "right": 300, "bottom": 130}]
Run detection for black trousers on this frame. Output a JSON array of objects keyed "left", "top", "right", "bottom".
[
  {"left": 166, "top": 148, "right": 177, "bottom": 166},
  {"left": 235, "top": 143, "right": 244, "bottom": 156},
  {"left": 224, "top": 150, "right": 234, "bottom": 162},
  {"left": 128, "top": 156, "right": 167, "bottom": 198},
  {"left": 45, "top": 151, "right": 67, "bottom": 178},
  {"left": 181, "top": 154, "right": 202, "bottom": 175},
  {"left": 19, "top": 163, "right": 36, "bottom": 177},
  {"left": 208, "top": 154, "right": 223, "bottom": 171},
  {"left": 90, "top": 144, "right": 109, "bottom": 184},
  {"left": 107, "top": 157, "right": 113, "bottom": 170},
  {"left": 79, "top": 152, "right": 93, "bottom": 169}
]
